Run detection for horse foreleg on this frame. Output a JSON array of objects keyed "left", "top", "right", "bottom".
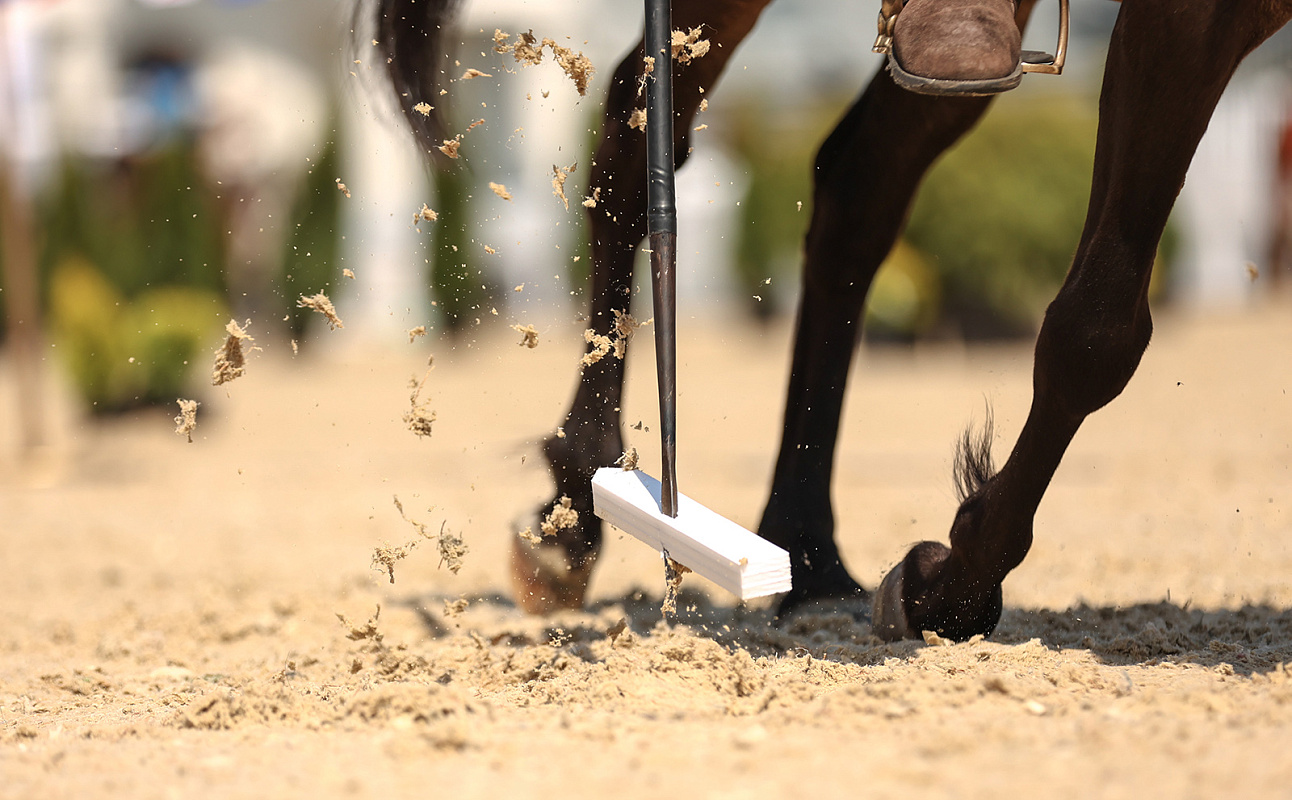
[
  {"left": 760, "top": 2, "right": 1039, "bottom": 614},
  {"left": 514, "top": 0, "right": 772, "bottom": 613},
  {"left": 873, "top": 0, "right": 1292, "bottom": 641}
]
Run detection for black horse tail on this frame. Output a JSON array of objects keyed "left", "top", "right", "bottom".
[
  {"left": 953, "top": 403, "right": 997, "bottom": 503},
  {"left": 369, "top": 0, "right": 463, "bottom": 164}
]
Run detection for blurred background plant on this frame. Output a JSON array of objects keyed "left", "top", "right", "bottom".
[
  {"left": 722, "top": 90, "right": 1169, "bottom": 343},
  {"left": 0, "top": 0, "right": 1282, "bottom": 443},
  {"left": 38, "top": 136, "right": 230, "bottom": 411}
]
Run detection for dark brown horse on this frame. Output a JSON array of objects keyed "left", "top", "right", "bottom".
[{"left": 369, "top": 0, "right": 1292, "bottom": 640}]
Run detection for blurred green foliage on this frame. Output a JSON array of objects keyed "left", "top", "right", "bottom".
[
  {"left": 902, "top": 94, "right": 1098, "bottom": 337},
  {"left": 42, "top": 143, "right": 225, "bottom": 297},
  {"left": 49, "top": 257, "right": 225, "bottom": 412},
  {"left": 726, "top": 101, "right": 830, "bottom": 319},
  {"left": 433, "top": 167, "right": 494, "bottom": 331},
  {"left": 281, "top": 136, "right": 343, "bottom": 340},
  {"left": 724, "top": 91, "right": 1162, "bottom": 339},
  {"left": 38, "top": 140, "right": 229, "bottom": 412}
]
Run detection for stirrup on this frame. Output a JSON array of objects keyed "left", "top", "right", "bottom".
[{"left": 873, "top": 0, "right": 1069, "bottom": 97}]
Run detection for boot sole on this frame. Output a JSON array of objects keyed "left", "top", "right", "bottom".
[{"left": 887, "top": 53, "right": 1023, "bottom": 97}]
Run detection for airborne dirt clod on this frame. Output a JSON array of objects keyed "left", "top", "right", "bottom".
[
  {"left": 390, "top": 495, "right": 468, "bottom": 576},
  {"left": 671, "top": 27, "right": 711, "bottom": 63},
  {"left": 511, "top": 324, "right": 539, "bottom": 349},
  {"left": 297, "top": 293, "right": 344, "bottom": 330},
  {"left": 551, "top": 162, "right": 577, "bottom": 210},
  {"left": 493, "top": 29, "right": 594, "bottom": 95},
  {"left": 404, "top": 357, "right": 436, "bottom": 438},
  {"left": 611, "top": 309, "right": 642, "bottom": 359},
  {"left": 581, "top": 329, "right": 613, "bottom": 367},
  {"left": 212, "top": 319, "right": 257, "bottom": 386},
  {"left": 414, "top": 204, "right": 438, "bottom": 226},
  {"left": 489, "top": 182, "right": 514, "bottom": 202},
  {"left": 540, "top": 495, "right": 579, "bottom": 537},
  {"left": 615, "top": 446, "right": 639, "bottom": 471},
  {"left": 174, "top": 399, "right": 199, "bottom": 442},
  {"left": 661, "top": 556, "right": 692, "bottom": 619},
  {"left": 517, "top": 525, "right": 542, "bottom": 545},
  {"left": 438, "top": 137, "right": 462, "bottom": 159}
]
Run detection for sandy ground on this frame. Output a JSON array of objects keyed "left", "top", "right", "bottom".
[{"left": 2, "top": 298, "right": 1292, "bottom": 799}]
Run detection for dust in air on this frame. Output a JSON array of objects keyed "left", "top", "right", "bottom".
[
  {"left": 404, "top": 356, "right": 437, "bottom": 438},
  {"left": 376, "top": 495, "right": 469, "bottom": 581}
]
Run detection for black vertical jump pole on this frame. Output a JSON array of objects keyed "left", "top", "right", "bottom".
[{"left": 644, "top": 0, "right": 679, "bottom": 518}]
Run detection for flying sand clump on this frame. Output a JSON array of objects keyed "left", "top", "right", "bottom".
[
  {"left": 404, "top": 357, "right": 437, "bottom": 438},
  {"left": 582, "top": 310, "right": 644, "bottom": 366},
  {"left": 492, "top": 29, "right": 595, "bottom": 96},
  {"left": 662, "top": 555, "right": 693, "bottom": 618},
  {"left": 413, "top": 204, "right": 438, "bottom": 228},
  {"left": 551, "top": 162, "right": 577, "bottom": 210},
  {"left": 174, "top": 399, "right": 199, "bottom": 443},
  {"left": 512, "top": 324, "right": 539, "bottom": 349},
  {"left": 671, "top": 27, "right": 711, "bottom": 64},
  {"left": 581, "top": 330, "right": 613, "bottom": 367},
  {"left": 540, "top": 496, "right": 579, "bottom": 537},
  {"left": 615, "top": 446, "right": 639, "bottom": 471},
  {"left": 297, "top": 292, "right": 344, "bottom": 330},
  {"left": 489, "top": 182, "right": 514, "bottom": 202},
  {"left": 212, "top": 319, "right": 257, "bottom": 386},
  {"left": 378, "top": 495, "right": 469, "bottom": 580}
]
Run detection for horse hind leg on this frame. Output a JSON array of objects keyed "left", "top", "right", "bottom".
[
  {"left": 514, "top": 0, "right": 773, "bottom": 613},
  {"left": 873, "top": 0, "right": 1292, "bottom": 641}
]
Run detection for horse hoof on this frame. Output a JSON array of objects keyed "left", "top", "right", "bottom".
[
  {"left": 510, "top": 536, "right": 593, "bottom": 615},
  {"left": 871, "top": 561, "right": 913, "bottom": 641}
]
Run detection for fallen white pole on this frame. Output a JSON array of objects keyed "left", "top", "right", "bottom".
[{"left": 592, "top": 468, "right": 792, "bottom": 601}]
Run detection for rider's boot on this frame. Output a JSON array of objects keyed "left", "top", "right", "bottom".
[{"left": 884, "top": 0, "right": 1024, "bottom": 96}]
